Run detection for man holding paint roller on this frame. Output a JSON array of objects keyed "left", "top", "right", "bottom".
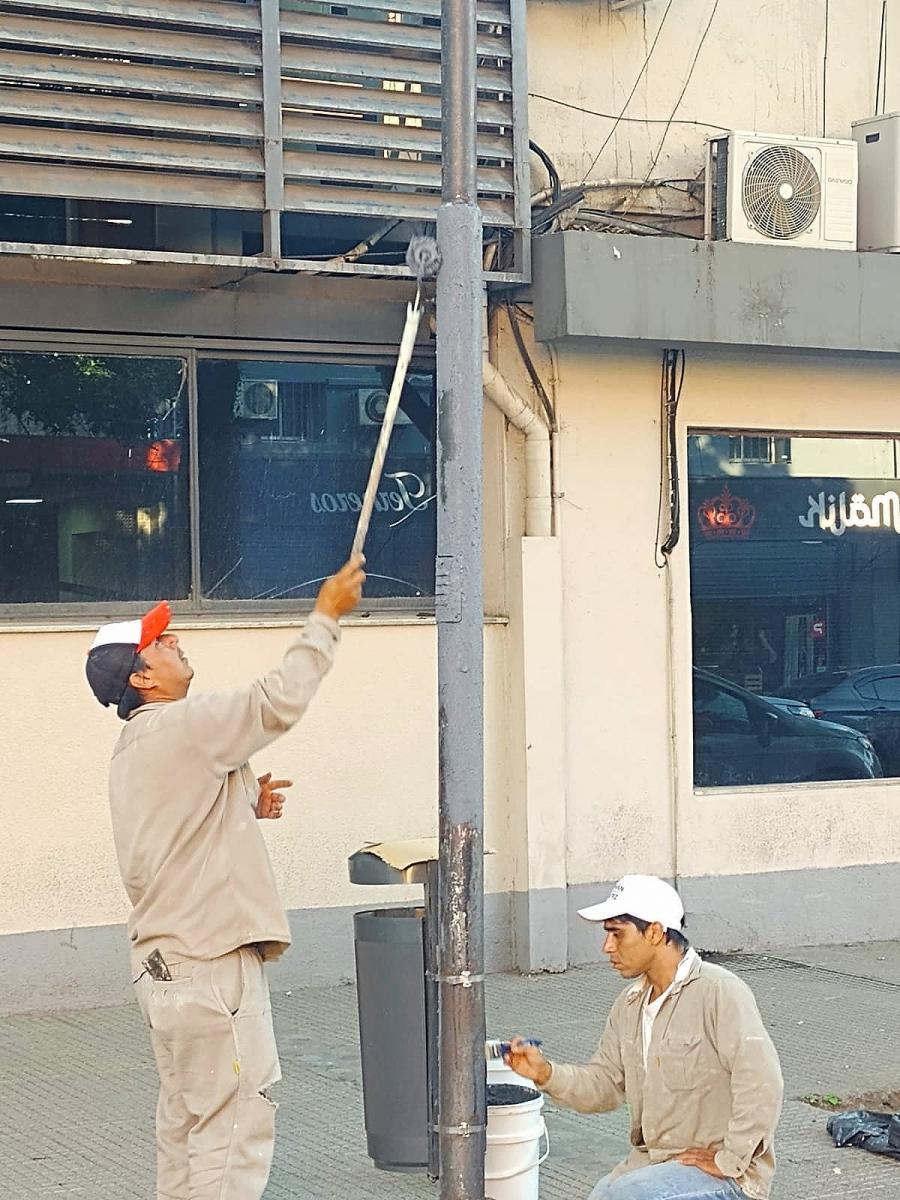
[
  {"left": 84, "top": 555, "right": 365, "bottom": 1200},
  {"left": 505, "top": 876, "right": 783, "bottom": 1200}
]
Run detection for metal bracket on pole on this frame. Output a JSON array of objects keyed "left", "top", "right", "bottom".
[
  {"left": 435, "top": 554, "right": 462, "bottom": 623},
  {"left": 432, "top": 1123, "right": 487, "bottom": 1137},
  {"left": 426, "top": 971, "right": 485, "bottom": 987}
]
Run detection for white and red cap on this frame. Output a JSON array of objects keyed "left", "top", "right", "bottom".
[
  {"left": 577, "top": 875, "right": 685, "bottom": 931},
  {"left": 85, "top": 601, "right": 171, "bottom": 717},
  {"left": 87, "top": 601, "right": 171, "bottom": 655}
]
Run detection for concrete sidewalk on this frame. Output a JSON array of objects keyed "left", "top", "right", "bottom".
[{"left": 1, "top": 942, "right": 898, "bottom": 1199}]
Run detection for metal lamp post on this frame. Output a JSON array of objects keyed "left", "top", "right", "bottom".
[{"left": 435, "top": 0, "right": 487, "bottom": 1194}]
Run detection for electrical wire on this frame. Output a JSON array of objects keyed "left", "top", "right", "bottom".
[
  {"left": 504, "top": 302, "right": 557, "bottom": 430},
  {"left": 529, "top": 92, "right": 729, "bottom": 133},
  {"left": 655, "top": 348, "right": 685, "bottom": 567},
  {"left": 532, "top": 185, "right": 586, "bottom": 234},
  {"left": 876, "top": 1, "right": 888, "bottom": 114},
  {"left": 577, "top": 209, "right": 699, "bottom": 238},
  {"left": 578, "top": 0, "right": 676, "bottom": 187},
  {"left": 822, "top": 0, "right": 829, "bottom": 137},
  {"left": 624, "top": 0, "right": 721, "bottom": 216},
  {"left": 529, "top": 139, "right": 561, "bottom": 204}
]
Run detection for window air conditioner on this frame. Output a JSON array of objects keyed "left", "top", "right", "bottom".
[
  {"left": 852, "top": 112, "right": 900, "bottom": 251},
  {"left": 705, "top": 132, "right": 857, "bottom": 250},
  {"left": 235, "top": 380, "right": 279, "bottom": 420},
  {"left": 358, "top": 388, "right": 411, "bottom": 427}
]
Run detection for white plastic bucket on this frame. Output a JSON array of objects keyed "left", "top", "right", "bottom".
[{"left": 484, "top": 1083, "right": 549, "bottom": 1200}]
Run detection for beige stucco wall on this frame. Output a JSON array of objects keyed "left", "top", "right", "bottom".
[
  {"left": 5, "top": 345, "right": 900, "bottom": 943},
  {"left": 0, "top": 621, "right": 513, "bottom": 936},
  {"left": 551, "top": 341, "right": 900, "bottom": 888},
  {"left": 526, "top": 0, "right": 899, "bottom": 195}
]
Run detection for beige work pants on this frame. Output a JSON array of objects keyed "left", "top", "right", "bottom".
[{"left": 135, "top": 945, "right": 281, "bottom": 1200}]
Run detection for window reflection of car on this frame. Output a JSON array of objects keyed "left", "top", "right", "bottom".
[
  {"left": 693, "top": 668, "right": 882, "bottom": 788},
  {"left": 759, "top": 695, "right": 816, "bottom": 719},
  {"left": 786, "top": 665, "right": 900, "bottom": 777}
]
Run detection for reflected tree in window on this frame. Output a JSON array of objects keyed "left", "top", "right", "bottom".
[{"left": 0, "top": 352, "right": 189, "bottom": 604}]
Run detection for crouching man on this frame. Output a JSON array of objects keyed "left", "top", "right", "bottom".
[{"left": 506, "top": 876, "right": 783, "bottom": 1200}]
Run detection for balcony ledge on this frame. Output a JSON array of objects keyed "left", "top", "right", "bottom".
[{"left": 533, "top": 231, "right": 900, "bottom": 356}]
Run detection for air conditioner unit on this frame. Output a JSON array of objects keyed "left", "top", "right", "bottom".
[
  {"left": 852, "top": 112, "right": 900, "bottom": 251},
  {"left": 705, "top": 132, "right": 857, "bottom": 250},
  {"left": 235, "top": 380, "right": 278, "bottom": 420},
  {"left": 358, "top": 388, "right": 411, "bottom": 427}
]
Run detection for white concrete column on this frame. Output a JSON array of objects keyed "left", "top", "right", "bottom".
[{"left": 506, "top": 534, "right": 568, "bottom": 972}]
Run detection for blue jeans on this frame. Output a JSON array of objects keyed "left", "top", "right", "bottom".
[{"left": 588, "top": 1162, "right": 745, "bottom": 1200}]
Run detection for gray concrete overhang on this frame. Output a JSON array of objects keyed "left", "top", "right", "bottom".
[{"left": 532, "top": 231, "right": 900, "bottom": 355}]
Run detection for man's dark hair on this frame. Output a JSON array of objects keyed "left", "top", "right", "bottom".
[
  {"left": 617, "top": 912, "right": 690, "bottom": 952},
  {"left": 118, "top": 651, "right": 148, "bottom": 720}
]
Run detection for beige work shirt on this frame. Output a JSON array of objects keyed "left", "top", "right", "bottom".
[
  {"left": 107, "top": 612, "right": 339, "bottom": 970},
  {"left": 541, "top": 956, "right": 783, "bottom": 1199}
]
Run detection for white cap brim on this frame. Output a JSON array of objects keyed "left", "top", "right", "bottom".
[{"left": 577, "top": 900, "right": 626, "bottom": 924}]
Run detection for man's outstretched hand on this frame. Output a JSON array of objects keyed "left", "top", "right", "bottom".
[
  {"left": 677, "top": 1149, "right": 727, "bottom": 1179},
  {"left": 256, "top": 773, "right": 292, "bottom": 820},
  {"left": 315, "top": 555, "right": 366, "bottom": 621},
  {"left": 504, "top": 1036, "right": 552, "bottom": 1088}
]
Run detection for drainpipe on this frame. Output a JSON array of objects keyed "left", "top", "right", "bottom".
[
  {"left": 428, "top": 309, "right": 554, "bottom": 536},
  {"left": 482, "top": 357, "right": 552, "bottom": 537}
]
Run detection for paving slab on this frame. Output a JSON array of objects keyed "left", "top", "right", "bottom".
[{"left": 0, "top": 943, "right": 897, "bottom": 1198}]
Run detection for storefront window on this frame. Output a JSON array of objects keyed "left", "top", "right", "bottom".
[
  {"left": 0, "top": 348, "right": 436, "bottom": 610},
  {"left": 689, "top": 431, "right": 900, "bottom": 786},
  {"left": 197, "top": 360, "right": 436, "bottom": 601},
  {"left": 0, "top": 351, "right": 188, "bottom": 603}
]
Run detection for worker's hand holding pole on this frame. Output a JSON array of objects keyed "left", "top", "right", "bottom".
[{"left": 314, "top": 555, "right": 366, "bottom": 621}]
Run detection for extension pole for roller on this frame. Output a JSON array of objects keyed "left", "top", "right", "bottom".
[
  {"left": 436, "top": 0, "right": 486, "bottom": 1192},
  {"left": 351, "top": 290, "right": 423, "bottom": 559}
]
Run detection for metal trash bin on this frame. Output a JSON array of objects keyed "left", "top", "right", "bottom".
[
  {"left": 353, "top": 906, "right": 429, "bottom": 1171},
  {"left": 349, "top": 840, "right": 441, "bottom": 1177}
]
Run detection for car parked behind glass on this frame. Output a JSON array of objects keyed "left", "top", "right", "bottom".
[
  {"left": 786, "top": 664, "right": 900, "bottom": 777},
  {"left": 693, "top": 668, "right": 881, "bottom": 787}
]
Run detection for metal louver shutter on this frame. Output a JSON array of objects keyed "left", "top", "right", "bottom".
[{"left": 0, "top": 0, "right": 528, "bottom": 274}]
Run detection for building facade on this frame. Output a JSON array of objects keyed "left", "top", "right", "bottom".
[{"left": 2, "top": 0, "right": 900, "bottom": 1011}]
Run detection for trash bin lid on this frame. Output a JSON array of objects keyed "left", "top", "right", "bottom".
[
  {"left": 348, "top": 838, "right": 495, "bottom": 884},
  {"left": 348, "top": 838, "right": 439, "bottom": 884}
]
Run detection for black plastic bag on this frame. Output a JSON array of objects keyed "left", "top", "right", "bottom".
[{"left": 826, "top": 1110, "right": 900, "bottom": 1161}]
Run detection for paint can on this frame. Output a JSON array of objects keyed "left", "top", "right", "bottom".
[{"left": 484, "top": 1083, "right": 548, "bottom": 1200}]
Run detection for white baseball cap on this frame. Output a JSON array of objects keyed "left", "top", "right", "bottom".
[
  {"left": 577, "top": 875, "right": 684, "bottom": 930},
  {"left": 85, "top": 601, "right": 172, "bottom": 718}
]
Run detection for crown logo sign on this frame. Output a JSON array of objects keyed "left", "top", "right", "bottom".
[{"left": 697, "top": 484, "right": 757, "bottom": 539}]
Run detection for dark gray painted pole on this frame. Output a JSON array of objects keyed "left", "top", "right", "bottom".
[{"left": 436, "top": 0, "right": 486, "bottom": 1194}]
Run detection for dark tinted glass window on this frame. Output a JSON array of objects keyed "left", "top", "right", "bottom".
[
  {"left": 0, "top": 352, "right": 189, "bottom": 603},
  {"left": 197, "top": 360, "right": 436, "bottom": 601},
  {"left": 873, "top": 676, "right": 900, "bottom": 701},
  {"left": 693, "top": 676, "right": 754, "bottom": 734},
  {"left": 689, "top": 431, "right": 895, "bottom": 784}
]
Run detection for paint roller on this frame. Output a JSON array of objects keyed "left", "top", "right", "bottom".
[{"left": 350, "top": 236, "right": 442, "bottom": 561}]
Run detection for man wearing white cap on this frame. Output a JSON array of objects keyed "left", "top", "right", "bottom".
[
  {"left": 84, "top": 557, "right": 365, "bottom": 1200},
  {"left": 506, "top": 875, "right": 783, "bottom": 1200}
]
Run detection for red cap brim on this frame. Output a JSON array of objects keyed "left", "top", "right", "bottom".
[{"left": 138, "top": 601, "right": 171, "bottom": 651}]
